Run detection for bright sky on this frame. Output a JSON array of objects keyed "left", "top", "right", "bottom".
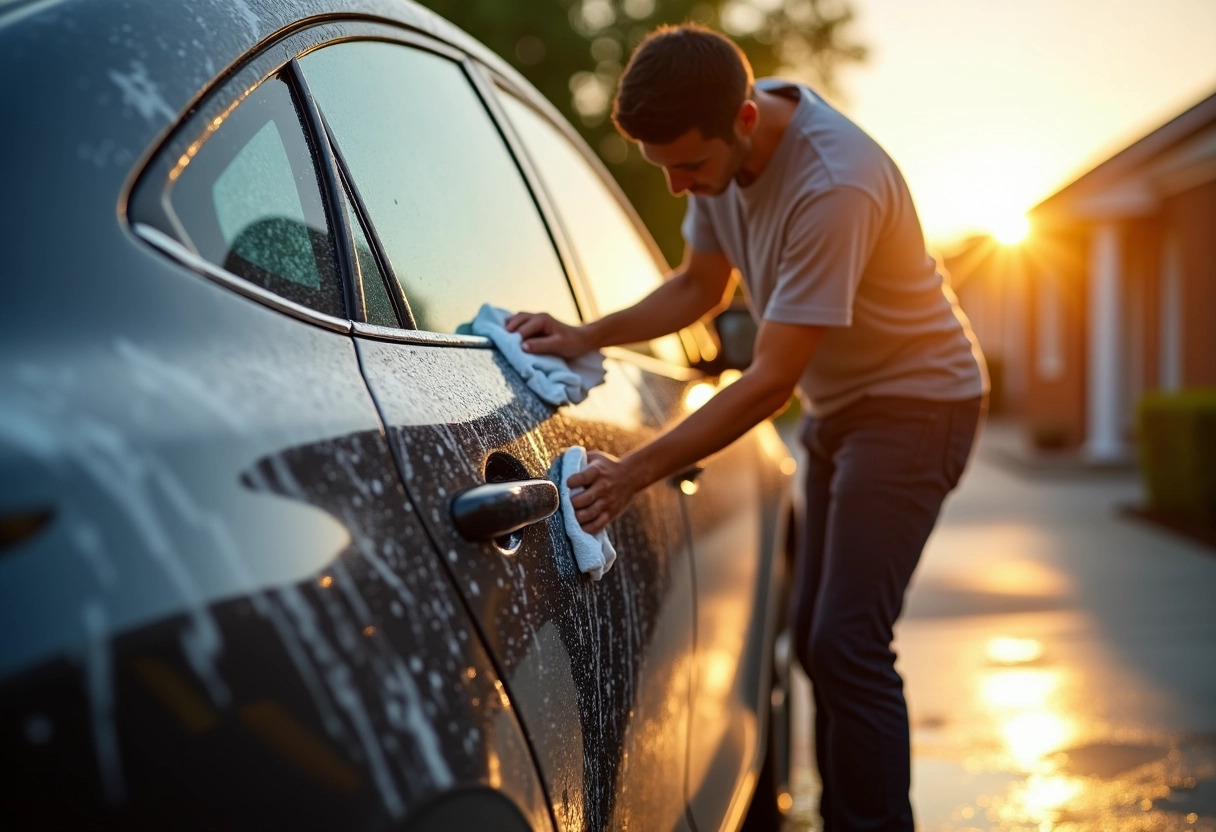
[{"left": 834, "top": 0, "right": 1216, "bottom": 247}]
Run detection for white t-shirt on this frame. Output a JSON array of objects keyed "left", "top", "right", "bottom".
[{"left": 682, "top": 80, "right": 988, "bottom": 416}]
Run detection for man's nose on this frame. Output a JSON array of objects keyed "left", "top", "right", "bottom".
[{"left": 665, "top": 170, "right": 691, "bottom": 196}]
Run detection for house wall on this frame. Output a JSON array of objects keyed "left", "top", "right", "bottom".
[
  {"left": 1024, "top": 229, "right": 1088, "bottom": 448},
  {"left": 1012, "top": 96, "right": 1214, "bottom": 454},
  {"left": 1164, "top": 178, "right": 1216, "bottom": 386},
  {"left": 1022, "top": 175, "right": 1214, "bottom": 452},
  {"left": 1117, "top": 217, "right": 1165, "bottom": 444},
  {"left": 1125, "top": 219, "right": 1163, "bottom": 396}
]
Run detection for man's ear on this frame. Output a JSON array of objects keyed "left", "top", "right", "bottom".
[{"left": 736, "top": 99, "right": 759, "bottom": 136}]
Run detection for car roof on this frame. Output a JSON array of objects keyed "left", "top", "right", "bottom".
[
  {"left": 0, "top": 0, "right": 544, "bottom": 205},
  {"left": 0, "top": 0, "right": 525, "bottom": 97}
]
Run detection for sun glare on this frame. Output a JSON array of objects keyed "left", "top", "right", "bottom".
[{"left": 992, "top": 213, "right": 1031, "bottom": 246}]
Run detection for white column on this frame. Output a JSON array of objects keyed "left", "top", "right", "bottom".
[{"left": 1087, "top": 224, "right": 1124, "bottom": 461}]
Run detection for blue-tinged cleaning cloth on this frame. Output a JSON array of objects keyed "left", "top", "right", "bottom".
[
  {"left": 560, "top": 446, "right": 617, "bottom": 581},
  {"left": 470, "top": 304, "right": 607, "bottom": 406}
]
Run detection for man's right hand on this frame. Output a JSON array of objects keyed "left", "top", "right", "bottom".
[{"left": 505, "top": 311, "right": 593, "bottom": 359}]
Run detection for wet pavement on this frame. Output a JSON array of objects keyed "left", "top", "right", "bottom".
[{"left": 781, "top": 419, "right": 1216, "bottom": 831}]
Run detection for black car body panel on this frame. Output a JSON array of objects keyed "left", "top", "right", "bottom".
[
  {"left": 357, "top": 341, "right": 698, "bottom": 831},
  {"left": 0, "top": 277, "right": 551, "bottom": 828},
  {"left": 0, "top": 0, "right": 794, "bottom": 828}
]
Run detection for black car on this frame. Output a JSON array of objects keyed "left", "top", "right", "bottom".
[{"left": 0, "top": 1, "right": 796, "bottom": 829}]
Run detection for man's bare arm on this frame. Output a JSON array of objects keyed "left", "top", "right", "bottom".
[
  {"left": 505, "top": 248, "right": 734, "bottom": 358},
  {"left": 568, "top": 320, "right": 826, "bottom": 534}
]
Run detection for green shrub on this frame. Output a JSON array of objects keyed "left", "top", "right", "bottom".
[{"left": 1137, "top": 388, "right": 1216, "bottom": 519}]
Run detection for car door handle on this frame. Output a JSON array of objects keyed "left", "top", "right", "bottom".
[{"left": 450, "top": 479, "right": 559, "bottom": 542}]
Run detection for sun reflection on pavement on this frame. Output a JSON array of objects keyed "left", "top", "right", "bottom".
[
  {"left": 783, "top": 622, "right": 1216, "bottom": 832},
  {"left": 778, "top": 435, "right": 1216, "bottom": 832},
  {"left": 987, "top": 636, "right": 1045, "bottom": 665},
  {"left": 1017, "top": 773, "right": 1084, "bottom": 815},
  {"left": 1002, "top": 711, "right": 1075, "bottom": 773},
  {"left": 975, "top": 636, "right": 1083, "bottom": 825},
  {"left": 981, "top": 668, "right": 1056, "bottom": 710}
]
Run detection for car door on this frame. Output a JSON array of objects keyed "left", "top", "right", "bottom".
[
  {"left": 292, "top": 31, "right": 697, "bottom": 832},
  {"left": 1, "top": 38, "right": 547, "bottom": 830},
  {"left": 489, "top": 84, "right": 795, "bottom": 829}
]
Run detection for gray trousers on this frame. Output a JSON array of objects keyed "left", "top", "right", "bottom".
[{"left": 792, "top": 395, "right": 984, "bottom": 832}]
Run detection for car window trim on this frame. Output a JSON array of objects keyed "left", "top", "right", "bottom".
[
  {"left": 285, "top": 56, "right": 363, "bottom": 323},
  {"left": 316, "top": 109, "right": 417, "bottom": 329},
  {"left": 132, "top": 223, "right": 352, "bottom": 334},
  {"left": 292, "top": 33, "right": 588, "bottom": 336},
  {"left": 126, "top": 20, "right": 478, "bottom": 335},
  {"left": 125, "top": 25, "right": 363, "bottom": 327},
  {"left": 351, "top": 321, "right": 493, "bottom": 349},
  {"left": 294, "top": 26, "right": 470, "bottom": 66}
]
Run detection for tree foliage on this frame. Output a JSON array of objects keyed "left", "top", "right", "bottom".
[{"left": 416, "top": 0, "right": 868, "bottom": 264}]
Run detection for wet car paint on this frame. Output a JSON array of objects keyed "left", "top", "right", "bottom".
[
  {"left": 682, "top": 428, "right": 768, "bottom": 826},
  {"left": 628, "top": 371, "right": 797, "bottom": 828},
  {"left": 0, "top": 297, "right": 549, "bottom": 827},
  {"left": 356, "top": 339, "right": 697, "bottom": 831}
]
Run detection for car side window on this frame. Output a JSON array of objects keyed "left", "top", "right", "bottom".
[
  {"left": 298, "top": 42, "right": 580, "bottom": 334},
  {"left": 495, "top": 92, "right": 688, "bottom": 367},
  {"left": 344, "top": 187, "right": 399, "bottom": 328},
  {"left": 165, "top": 74, "right": 345, "bottom": 318}
]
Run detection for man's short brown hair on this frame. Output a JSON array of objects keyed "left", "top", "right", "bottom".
[{"left": 612, "top": 24, "right": 754, "bottom": 145}]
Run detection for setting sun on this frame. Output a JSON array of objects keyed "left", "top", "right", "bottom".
[
  {"left": 844, "top": 1, "right": 1216, "bottom": 249},
  {"left": 992, "top": 213, "right": 1031, "bottom": 246}
]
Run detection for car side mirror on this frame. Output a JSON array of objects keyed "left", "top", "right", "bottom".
[{"left": 712, "top": 306, "right": 756, "bottom": 371}]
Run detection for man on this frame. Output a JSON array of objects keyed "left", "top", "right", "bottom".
[{"left": 507, "top": 24, "right": 986, "bottom": 832}]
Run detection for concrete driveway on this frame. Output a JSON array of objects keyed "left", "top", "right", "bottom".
[{"left": 782, "top": 419, "right": 1216, "bottom": 831}]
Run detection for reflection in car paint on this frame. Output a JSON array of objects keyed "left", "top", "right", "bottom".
[
  {"left": 3, "top": 353, "right": 243, "bottom": 799},
  {"left": 241, "top": 433, "right": 505, "bottom": 818},
  {"left": 80, "top": 600, "right": 121, "bottom": 803},
  {"left": 108, "top": 60, "right": 176, "bottom": 125},
  {"left": 0, "top": 353, "right": 548, "bottom": 828}
]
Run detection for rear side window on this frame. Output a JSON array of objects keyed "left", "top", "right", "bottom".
[
  {"left": 345, "top": 188, "right": 399, "bottom": 328},
  {"left": 496, "top": 93, "right": 687, "bottom": 366},
  {"left": 165, "top": 74, "right": 345, "bottom": 317},
  {"left": 298, "top": 41, "right": 580, "bottom": 334}
]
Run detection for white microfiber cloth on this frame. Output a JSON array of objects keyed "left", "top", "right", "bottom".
[
  {"left": 559, "top": 446, "right": 617, "bottom": 581},
  {"left": 469, "top": 304, "right": 607, "bottom": 406}
]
